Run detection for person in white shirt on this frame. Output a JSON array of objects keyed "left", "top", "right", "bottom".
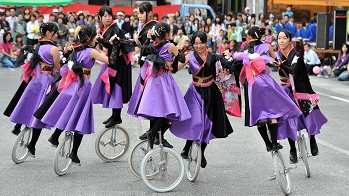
[
  {"left": 174, "top": 29, "right": 189, "bottom": 46},
  {"left": 6, "top": 8, "right": 18, "bottom": 34},
  {"left": 115, "top": 11, "right": 124, "bottom": 29},
  {"left": 26, "top": 14, "right": 40, "bottom": 46},
  {"left": 304, "top": 43, "right": 321, "bottom": 75}
]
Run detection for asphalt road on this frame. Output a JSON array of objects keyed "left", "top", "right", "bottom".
[{"left": 0, "top": 65, "right": 348, "bottom": 196}]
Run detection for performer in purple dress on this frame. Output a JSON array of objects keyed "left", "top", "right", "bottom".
[
  {"left": 37, "top": 26, "right": 120, "bottom": 164},
  {"left": 170, "top": 31, "right": 235, "bottom": 168},
  {"left": 126, "top": 22, "right": 191, "bottom": 149},
  {"left": 92, "top": 6, "right": 134, "bottom": 128},
  {"left": 230, "top": 26, "right": 302, "bottom": 152},
  {"left": 277, "top": 30, "right": 327, "bottom": 163},
  {"left": 7, "top": 23, "right": 61, "bottom": 157}
]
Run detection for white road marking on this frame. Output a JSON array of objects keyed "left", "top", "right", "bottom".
[
  {"left": 317, "top": 138, "right": 349, "bottom": 156},
  {"left": 317, "top": 91, "right": 349, "bottom": 103}
]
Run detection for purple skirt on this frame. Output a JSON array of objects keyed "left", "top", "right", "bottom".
[
  {"left": 43, "top": 79, "right": 94, "bottom": 135},
  {"left": 170, "top": 84, "right": 216, "bottom": 144},
  {"left": 247, "top": 74, "right": 302, "bottom": 139},
  {"left": 9, "top": 74, "right": 53, "bottom": 129},
  {"left": 136, "top": 71, "right": 191, "bottom": 121},
  {"left": 92, "top": 64, "right": 123, "bottom": 109},
  {"left": 127, "top": 75, "right": 146, "bottom": 120}
]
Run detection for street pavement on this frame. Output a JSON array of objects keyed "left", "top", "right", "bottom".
[{"left": 0, "top": 65, "right": 348, "bottom": 196}]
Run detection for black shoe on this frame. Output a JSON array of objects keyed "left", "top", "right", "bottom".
[
  {"left": 105, "top": 119, "right": 122, "bottom": 128},
  {"left": 12, "top": 128, "right": 21, "bottom": 136},
  {"left": 310, "top": 143, "right": 319, "bottom": 156},
  {"left": 69, "top": 153, "right": 81, "bottom": 165},
  {"left": 26, "top": 145, "right": 36, "bottom": 158},
  {"left": 154, "top": 138, "right": 173, "bottom": 148},
  {"left": 102, "top": 116, "right": 113, "bottom": 124},
  {"left": 289, "top": 151, "right": 298, "bottom": 164},
  {"left": 48, "top": 136, "right": 59, "bottom": 147},
  {"left": 272, "top": 143, "right": 283, "bottom": 151},
  {"left": 201, "top": 154, "right": 207, "bottom": 168},
  {"left": 266, "top": 145, "right": 272, "bottom": 152},
  {"left": 139, "top": 132, "right": 147, "bottom": 140},
  {"left": 181, "top": 150, "right": 189, "bottom": 159},
  {"left": 146, "top": 131, "right": 154, "bottom": 149}
]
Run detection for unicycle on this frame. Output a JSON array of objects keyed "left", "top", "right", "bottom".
[
  {"left": 186, "top": 141, "right": 202, "bottom": 182},
  {"left": 53, "top": 131, "right": 74, "bottom": 176},
  {"left": 269, "top": 150, "right": 292, "bottom": 195},
  {"left": 140, "top": 131, "right": 185, "bottom": 192},
  {"left": 95, "top": 125, "right": 130, "bottom": 162},
  {"left": 12, "top": 127, "right": 32, "bottom": 164},
  {"left": 297, "top": 131, "right": 311, "bottom": 178}
]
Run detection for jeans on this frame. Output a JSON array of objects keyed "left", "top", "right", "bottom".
[
  {"left": 1, "top": 56, "right": 16, "bottom": 68},
  {"left": 338, "top": 71, "right": 349, "bottom": 81}
]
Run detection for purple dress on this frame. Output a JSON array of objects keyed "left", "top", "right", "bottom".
[
  {"left": 41, "top": 48, "right": 95, "bottom": 135},
  {"left": 241, "top": 42, "right": 302, "bottom": 141},
  {"left": 9, "top": 44, "right": 55, "bottom": 129},
  {"left": 277, "top": 48, "right": 327, "bottom": 139},
  {"left": 133, "top": 43, "right": 191, "bottom": 121},
  {"left": 170, "top": 52, "right": 234, "bottom": 144}
]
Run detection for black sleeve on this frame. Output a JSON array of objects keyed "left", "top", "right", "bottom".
[
  {"left": 107, "top": 39, "right": 121, "bottom": 70},
  {"left": 97, "top": 37, "right": 111, "bottom": 49},
  {"left": 171, "top": 49, "right": 185, "bottom": 73},
  {"left": 117, "top": 38, "right": 138, "bottom": 47},
  {"left": 221, "top": 58, "right": 243, "bottom": 76}
]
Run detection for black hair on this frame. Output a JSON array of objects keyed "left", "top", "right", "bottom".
[
  {"left": 266, "top": 28, "right": 271, "bottom": 35},
  {"left": 78, "top": 26, "right": 97, "bottom": 45},
  {"left": 154, "top": 22, "right": 170, "bottom": 41},
  {"left": 258, "top": 13, "right": 264, "bottom": 20},
  {"left": 277, "top": 29, "right": 292, "bottom": 41},
  {"left": 0, "top": 12, "right": 6, "bottom": 17},
  {"left": 224, "top": 40, "right": 230, "bottom": 45},
  {"left": 40, "top": 22, "right": 59, "bottom": 38},
  {"left": 153, "top": 13, "right": 158, "bottom": 18},
  {"left": 302, "top": 20, "right": 307, "bottom": 27},
  {"left": 97, "top": 6, "right": 113, "bottom": 20},
  {"left": 3, "top": 32, "right": 12, "bottom": 43},
  {"left": 190, "top": 30, "right": 207, "bottom": 46},
  {"left": 341, "top": 43, "right": 349, "bottom": 55},
  {"left": 284, "top": 15, "right": 289, "bottom": 18},
  {"left": 247, "top": 26, "right": 266, "bottom": 40},
  {"left": 138, "top": 1, "right": 153, "bottom": 23},
  {"left": 304, "top": 43, "right": 311, "bottom": 48},
  {"left": 196, "top": 9, "right": 201, "bottom": 16},
  {"left": 214, "top": 15, "right": 222, "bottom": 25}
]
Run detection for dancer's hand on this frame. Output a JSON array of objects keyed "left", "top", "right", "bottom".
[{"left": 147, "top": 29, "right": 154, "bottom": 39}]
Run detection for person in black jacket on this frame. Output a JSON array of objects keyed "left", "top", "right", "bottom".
[{"left": 121, "top": 15, "right": 134, "bottom": 39}]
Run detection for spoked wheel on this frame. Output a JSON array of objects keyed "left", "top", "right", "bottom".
[
  {"left": 129, "top": 140, "right": 151, "bottom": 178},
  {"left": 140, "top": 147, "right": 185, "bottom": 192},
  {"left": 95, "top": 126, "right": 130, "bottom": 162},
  {"left": 53, "top": 133, "right": 73, "bottom": 176},
  {"left": 12, "top": 128, "right": 32, "bottom": 164},
  {"left": 298, "top": 133, "right": 311, "bottom": 178},
  {"left": 186, "top": 142, "right": 202, "bottom": 182},
  {"left": 272, "top": 151, "right": 291, "bottom": 195}
]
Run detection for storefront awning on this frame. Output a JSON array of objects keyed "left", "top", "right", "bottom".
[
  {"left": 0, "top": 0, "right": 73, "bottom": 6},
  {"left": 273, "top": 0, "right": 349, "bottom": 6}
]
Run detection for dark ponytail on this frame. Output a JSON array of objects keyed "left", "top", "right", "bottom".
[
  {"left": 77, "top": 26, "right": 97, "bottom": 45},
  {"left": 40, "top": 22, "right": 58, "bottom": 38},
  {"left": 138, "top": 1, "right": 152, "bottom": 23},
  {"left": 154, "top": 22, "right": 170, "bottom": 41},
  {"left": 247, "top": 26, "right": 266, "bottom": 40}
]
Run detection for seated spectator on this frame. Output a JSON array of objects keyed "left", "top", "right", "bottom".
[
  {"left": 303, "top": 43, "right": 321, "bottom": 75},
  {"left": 75, "top": 20, "right": 86, "bottom": 39},
  {"left": 317, "top": 58, "right": 331, "bottom": 78},
  {"left": 332, "top": 43, "right": 349, "bottom": 77},
  {"left": 264, "top": 28, "right": 273, "bottom": 44},
  {"left": 57, "top": 17, "right": 67, "bottom": 47},
  {"left": 0, "top": 32, "right": 17, "bottom": 68},
  {"left": 337, "top": 66, "right": 349, "bottom": 81},
  {"left": 14, "top": 34, "right": 25, "bottom": 49}
]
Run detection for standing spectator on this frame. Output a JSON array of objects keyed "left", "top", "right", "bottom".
[
  {"left": 58, "top": 5, "right": 65, "bottom": 16},
  {"left": 52, "top": 8, "right": 59, "bottom": 21},
  {"left": 90, "top": 14, "right": 101, "bottom": 29},
  {"left": 244, "top": 7, "right": 251, "bottom": 20},
  {"left": 132, "top": 8, "right": 138, "bottom": 18},
  {"left": 175, "top": 17, "right": 186, "bottom": 35},
  {"left": 174, "top": 10, "right": 180, "bottom": 20},
  {"left": 275, "top": 17, "right": 285, "bottom": 33},
  {"left": 307, "top": 18, "right": 317, "bottom": 42},
  {"left": 23, "top": 7, "right": 31, "bottom": 23},
  {"left": 49, "top": 14, "right": 59, "bottom": 28},
  {"left": 152, "top": 13, "right": 159, "bottom": 21},
  {"left": 86, "top": 15, "right": 94, "bottom": 26},
  {"left": 257, "top": 13, "right": 265, "bottom": 27},
  {"left": 195, "top": 9, "right": 202, "bottom": 23},
  {"left": 162, "top": 14, "right": 169, "bottom": 23},
  {"left": 168, "top": 16, "right": 178, "bottom": 42},
  {"left": 215, "top": 29, "right": 224, "bottom": 54},
  {"left": 224, "top": 14, "right": 233, "bottom": 30},
  {"left": 241, "top": 14, "right": 248, "bottom": 42},
  {"left": 6, "top": 8, "right": 17, "bottom": 34},
  {"left": 0, "top": 23, "right": 4, "bottom": 42},
  {"left": 57, "top": 17, "right": 67, "bottom": 47},
  {"left": 298, "top": 20, "right": 308, "bottom": 39},
  {"left": 26, "top": 14, "right": 40, "bottom": 46},
  {"left": 33, "top": 11, "right": 39, "bottom": 18},
  {"left": 247, "top": 17, "right": 257, "bottom": 29},
  {"left": 115, "top": 11, "right": 124, "bottom": 29},
  {"left": 173, "top": 28, "right": 189, "bottom": 46},
  {"left": 74, "top": 20, "right": 86, "bottom": 39},
  {"left": 329, "top": 21, "right": 333, "bottom": 43},
  {"left": 1, "top": 12, "right": 10, "bottom": 32},
  {"left": 13, "top": 14, "right": 27, "bottom": 44},
  {"left": 230, "top": 23, "right": 243, "bottom": 44},
  {"left": 284, "top": 5, "right": 293, "bottom": 17},
  {"left": 37, "top": 14, "right": 44, "bottom": 26},
  {"left": 236, "top": 12, "right": 242, "bottom": 27},
  {"left": 285, "top": 16, "right": 297, "bottom": 38},
  {"left": 66, "top": 14, "right": 77, "bottom": 30},
  {"left": 77, "top": 12, "right": 85, "bottom": 22},
  {"left": 66, "top": 28, "right": 76, "bottom": 46},
  {"left": 303, "top": 43, "right": 321, "bottom": 75},
  {"left": 121, "top": 15, "right": 133, "bottom": 38},
  {"left": 212, "top": 15, "right": 225, "bottom": 51},
  {"left": 0, "top": 32, "right": 17, "bottom": 68},
  {"left": 268, "top": 14, "right": 275, "bottom": 27}
]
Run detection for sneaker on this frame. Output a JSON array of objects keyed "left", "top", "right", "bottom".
[
  {"left": 26, "top": 145, "right": 36, "bottom": 158},
  {"left": 324, "top": 75, "right": 329, "bottom": 78},
  {"left": 154, "top": 138, "right": 173, "bottom": 148},
  {"left": 48, "top": 136, "right": 59, "bottom": 147},
  {"left": 69, "top": 153, "right": 81, "bottom": 165},
  {"left": 11, "top": 128, "right": 21, "bottom": 136},
  {"left": 317, "top": 74, "right": 323, "bottom": 78},
  {"left": 289, "top": 151, "right": 298, "bottom": 164}
]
